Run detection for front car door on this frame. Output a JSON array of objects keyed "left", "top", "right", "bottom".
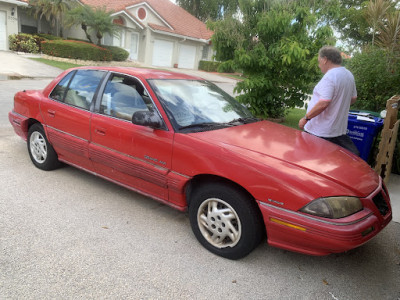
[
  {"left": 41, "top": 69, "right": 105, "bottom": 170},
  {"left": 90, "top": 73, "right": 174, "bottom": 202}
]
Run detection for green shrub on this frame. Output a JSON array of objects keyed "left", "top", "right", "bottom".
[
  {"left": 101, "top": 45, "right": 129, "bottom": 61},
  {"left": 217, "top": 60, "right": 235, "bottom": 73},
  {"left": 347, "top": 47, "right": 400, "bottom": 112},
  {"left": 198, "top": 60, "right": 220, "bottom": 72},
  {"left": 36, "top": 33, "right": 62, "bottom": 41},
  {"left": 9, "top": 34, "right": 39, "bottom": 53},
  {"left": 41, "top": 40, "right": 112, "bottom": 61},
  {"left": 347, "top": 47, "right": 400, "bottom": 174},
  {"left": 66, "top": 37, "right": 90, "bottom": 42}
]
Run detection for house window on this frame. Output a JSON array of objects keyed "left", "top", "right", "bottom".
[{"left": 202, "top": 45, "right": 209, "bottom": 60}]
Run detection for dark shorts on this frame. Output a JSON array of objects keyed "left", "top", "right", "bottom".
[{"left": 321, "top": 134, "right": 360, "bottom": 156}]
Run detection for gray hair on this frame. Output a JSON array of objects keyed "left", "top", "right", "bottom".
[{"left": 319, "top": 46, "right": 342, "bottom": 65}]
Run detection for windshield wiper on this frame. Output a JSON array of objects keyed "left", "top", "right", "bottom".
[
  {"left": 178, "top": 122, "right": 229, "bottom": 131},
  {"left": 226, "top": 117, "right": 260, "bottom": 125}
]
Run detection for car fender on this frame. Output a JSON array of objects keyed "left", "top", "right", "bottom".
[{"left": 172, "top": 133, "right": 359, "bottom": 212}]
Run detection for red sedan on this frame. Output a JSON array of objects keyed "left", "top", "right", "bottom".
[{"left": 9, "top": 67, "right": 392, "bottom": 259}]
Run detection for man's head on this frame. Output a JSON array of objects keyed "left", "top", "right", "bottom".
[{"left": 318, "top": 46, "right": 342, "bottom": 73}]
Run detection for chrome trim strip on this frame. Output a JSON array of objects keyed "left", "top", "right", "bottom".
[
  {"left": 259, "top": 201, "right": 374, "bottom": 226},
  {"left": 90, "top": 141, "right": 169, "bottom": 171},
  {"left": 11, "top": 111, "right": 27, "bottom": 118},
  {"left": 46, "top": 125, "right": 88, "bottom": 142},
  {"left": 170, "top": 170, "right": 191, "bottom": 179}
]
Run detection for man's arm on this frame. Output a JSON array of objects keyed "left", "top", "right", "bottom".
[{"left": 298, "top": 100, "right": 330, "bottom": 129}]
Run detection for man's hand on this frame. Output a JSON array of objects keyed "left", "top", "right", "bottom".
[{"left": 298, "top": 117, "right": 308, "bottom": 130}]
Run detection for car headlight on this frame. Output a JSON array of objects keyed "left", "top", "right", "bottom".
[{"left": 299, "top": 196, "right": 363, "bottom": 219}]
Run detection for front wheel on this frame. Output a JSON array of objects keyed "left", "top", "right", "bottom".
[
  {"left": 27, "top": 123, "right": 60, "bottom": 171},
  {"left": 189, "top": 182, "right": 264, "bottom": 260}
]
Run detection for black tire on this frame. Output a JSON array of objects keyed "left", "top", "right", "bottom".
[
  {"left": 189, "top": 182, "right": 265, "bottom": 260},
  {"left": 27, "top": 123, "right": 60, "bottom": 171}
]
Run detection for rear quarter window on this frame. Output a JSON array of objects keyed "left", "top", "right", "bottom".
[{"left": 49, "top": 70, "right": 105, "bottom": 110}]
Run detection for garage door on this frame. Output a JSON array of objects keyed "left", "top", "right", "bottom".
[
  {"left": 178, "top": 45, "right": 196, "bottom": 69},
  {"left": 152, "top": 39, "right": 173, "bottom": 67},
  {"left": 0, "top": 11, "right": 6, "bottom": 51}
]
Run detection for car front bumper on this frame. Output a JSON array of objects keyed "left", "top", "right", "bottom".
[{"left": 257, "top": 180, "right": 392, "bottom": 256}]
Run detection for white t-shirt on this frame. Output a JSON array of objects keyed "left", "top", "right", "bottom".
[{"left": 304, "top": 67, "right": 357, "bottom": 137}]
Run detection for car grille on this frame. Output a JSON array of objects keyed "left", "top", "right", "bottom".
[{"left": 373, "top": 191, "right": 389, "bottom": 216}]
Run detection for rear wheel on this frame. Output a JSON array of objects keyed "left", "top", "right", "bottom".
[
  {"left": 27, "top": 123, "right": 60, "bottom": 171},
  {"left": 189, "top": 182, "right": 264, "bottom": 259}
]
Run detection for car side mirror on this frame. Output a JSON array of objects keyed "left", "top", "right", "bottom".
[{"left": 132, "top": 111, "right": 164, "bottom": 129}]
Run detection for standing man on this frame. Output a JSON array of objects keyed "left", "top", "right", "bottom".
[{"left": 299, "top": 46, "right": 360, "bottom": 156}]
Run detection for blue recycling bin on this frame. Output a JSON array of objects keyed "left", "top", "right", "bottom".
[{"left": 347, "top": 111, "right": 384, "bottom": 161}]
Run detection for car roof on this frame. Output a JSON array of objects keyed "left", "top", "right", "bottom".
[{"left": 71, "top": 66, "right": 205, "bottom": 81}]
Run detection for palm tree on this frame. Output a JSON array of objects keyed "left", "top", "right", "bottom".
[
  {"left": 376, "top": 10, "right": 400, "bottom": 53},
  {"left": 65, "top": 5, "right": 119, "bottom": 45},
  {"left": 30, "top": 0, "right": 71, "bottom": 36},
  {"left": 366, "top": 0, "right": 390, "bottom": 45},
  {"left": 65, "top": 5, "right": 94, "bottom": 43}
]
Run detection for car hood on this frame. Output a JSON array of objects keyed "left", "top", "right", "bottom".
[{"left": 189, "top": 121, "right": 379, "bottom": 197}]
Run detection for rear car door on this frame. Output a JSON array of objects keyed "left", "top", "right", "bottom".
[
  {"left": 41, "top": 69, "right": 105, "bottom": 170},
  {"left": 90, "top": 73, "right": 174, "bottom": 201}
]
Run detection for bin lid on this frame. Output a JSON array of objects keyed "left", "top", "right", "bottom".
[
  {"left": 348, "top": 111, "right": 384, "bottom": 125},
  {"left": 349, "top": 109, "right": 381, "bottom": 117}
]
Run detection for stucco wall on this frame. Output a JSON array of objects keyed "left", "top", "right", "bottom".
[{"left": 0, "top": 3, "right": 18, "bottom": 50}]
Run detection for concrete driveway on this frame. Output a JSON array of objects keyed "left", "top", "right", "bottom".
[{"left": 1, "top": 51, "right": 399, "bottom": 300}]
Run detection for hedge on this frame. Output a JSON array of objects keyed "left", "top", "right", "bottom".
[
  {"left": 101, "top": 45, "right": 129, "bottom": 61},
  {"left": 41, "top": 40, "right": 112, "bottom": 61},
  {"left": 198, "top": 60, "right": 220, "bottom": 72},
  {"left": 36, "top": 33, "right": 62, "bottom": 41}
]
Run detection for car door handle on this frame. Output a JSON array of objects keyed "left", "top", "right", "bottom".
[
  {"left": 95, "top": 128, "right": 106, "bottom": 136},
  {"left": 47, "top": 110, "right": 56, "bottom": 117}
]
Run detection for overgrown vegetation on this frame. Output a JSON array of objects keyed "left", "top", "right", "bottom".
[
  {"left": 347, "top": 47, "right": 400, "bottom": 112},
  {"left": 209, "top": 0, "right": 338, "bottom": 119}
]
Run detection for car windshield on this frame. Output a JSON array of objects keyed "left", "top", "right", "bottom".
[{"left": 148, "top": 79, "right": 257, "bottom": 132}]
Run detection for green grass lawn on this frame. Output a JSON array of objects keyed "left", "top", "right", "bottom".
[
  {"left": 29, "top": 58, "right": 82, "bottom": 70},
  {"left": 282, "top": 108, "right": 306, "bottom": 129}
]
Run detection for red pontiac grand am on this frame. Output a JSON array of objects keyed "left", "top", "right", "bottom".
[{"left": 9, "top": 67, "right": 392, "bottom": 259}]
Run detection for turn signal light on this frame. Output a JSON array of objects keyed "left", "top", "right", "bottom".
[{"left": 270, "top": 218, "right": 306, "bottom": 232}]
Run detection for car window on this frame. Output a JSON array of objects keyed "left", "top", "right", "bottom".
[
  {"left": 49, "top": 71, "right": 75, "bottom": 101},
  {"left": 100, "top": 74, "right": 153, "bottom": 121},
  {"left": 63, "top": 70, "right": 104, "bottom": 110}
]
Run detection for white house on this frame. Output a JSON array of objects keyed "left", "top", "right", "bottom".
[
  {"left": 0, "top": 0, "right": 28, "bottom": 51},
  {"left": 1, "top": 0, "right": 214, "bottom": 70}
]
